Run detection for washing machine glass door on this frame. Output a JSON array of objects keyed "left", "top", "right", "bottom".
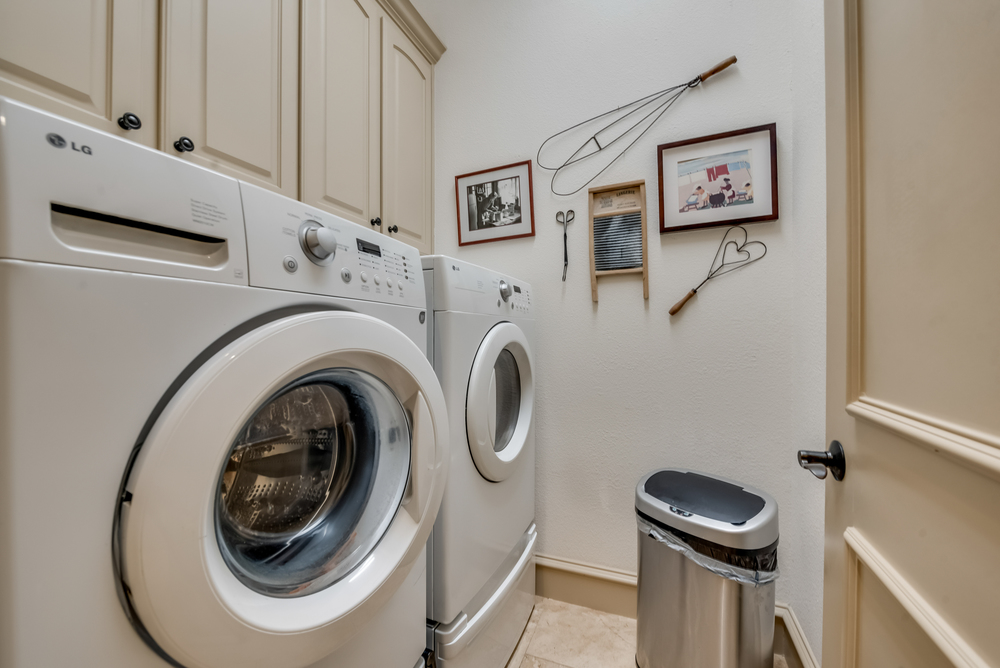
[
  {"left": 466, "top": 322, "right": 534, "bottom": 482},
  {"left": 117, "top": 311, "right": 448, "bottom": 668},
  {"left": 216, "top": 367, "right": 409, "bottom": 597}
]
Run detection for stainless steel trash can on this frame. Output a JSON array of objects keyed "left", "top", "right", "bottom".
[{"left": 634, "top": 469, "right": 779, "bottom": 668}]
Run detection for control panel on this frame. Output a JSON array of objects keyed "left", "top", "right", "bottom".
[
  {"left": 421, "top": 255, "right": 533, "bottom": 317},
  {"left": 240, "top": 182, "right": 424, "bottom": 308}
]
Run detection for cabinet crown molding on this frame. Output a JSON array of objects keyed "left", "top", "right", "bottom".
[{"left": 378, "top": 0, "right": 446, "bottom": 64}]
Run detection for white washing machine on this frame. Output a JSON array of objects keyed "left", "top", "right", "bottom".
[
  {"left": 422, "top": 256, "right": 537, "bottom": 668},
  {"left": 0, "top": 97, "right": 448, "bottom": 668}
]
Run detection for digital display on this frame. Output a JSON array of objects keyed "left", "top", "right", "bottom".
[
  {"left": 357, "top": 239, "right": 381, "bottom": 257},
  {"left": 513, "top": 285, "right": 521, "bottom": 293}
]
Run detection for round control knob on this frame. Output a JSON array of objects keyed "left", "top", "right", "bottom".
[
  {"left": 499, "top": 279, "right": 512, "bottom": 302},
  {"left": 360, "top": 271, "right": 368, "bottom": 283},
  {"left": 386, "top": 278, "right": 393, "bottom": 289},
  {"left": 173, "top": 136, "right": 195, "bottom": 153},
  {"left": 117, "top": 112, "right": 142, "bottom": 131},
  {"left": 297, "top": 221, "right": 338, "bottom": 266},
  {"left": 374, "top": 275, "right": 381, "bottom": 285}
]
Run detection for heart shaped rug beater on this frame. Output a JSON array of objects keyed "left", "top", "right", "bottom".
[{"left": 669, "top": 225, "right": 768, "bottom": 316}]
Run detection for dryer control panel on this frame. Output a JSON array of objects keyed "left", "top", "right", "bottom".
[
  {"left": 240, "top": 182, "right": 425, "bottom": 309},
  {"left": 421, "top": 255, "right": 533, "bottom": 318}
]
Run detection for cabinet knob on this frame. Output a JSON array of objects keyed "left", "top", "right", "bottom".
[
  {"left": 387, "top": 224, "right": 399, "bottom": 234},
  {"left": 117, "top": 112, "right": 142, "bottom": 131},
  {"left": 370, "top": 217, "right": 382, "bottom": 227},
  {"left": 174, "top": 136, "right": 195, "bottom": 153}
]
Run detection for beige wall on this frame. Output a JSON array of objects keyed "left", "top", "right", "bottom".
[{"left": 412, "top": 0, "right": 828, "bottom": 654}]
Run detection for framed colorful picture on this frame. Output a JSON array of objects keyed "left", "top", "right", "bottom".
[
  {"left": 456, "top": 160, "right": 536, "bottom": 246},
  {"left": 657, "top": 123, "right": 778, "bottom": 233}
]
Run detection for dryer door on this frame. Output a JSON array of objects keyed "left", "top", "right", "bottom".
[
  {"left": 116, "top": 311, "right": 448, "bottom": 668},
  {"left": 466, "top": 322, "right": 534, "bottom": 482}
]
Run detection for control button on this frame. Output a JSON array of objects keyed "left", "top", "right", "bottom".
[
  {"left": 499, "top": 279, "right": 512, "bottom": 302},
  {"left": 386, "top": 278, "right": 393, "bottom": 289},
  {"left": 374, "top": 275, "right": 381, "bottom": 285},
  {"left": 341, "top": 267, "right": 352, "bottom": 283},
  {"left": 360, "top": 271, "right": 368, "bottom": 283},
  {"left": 283, "top": 256, "right": 298, "bottom": 273}
]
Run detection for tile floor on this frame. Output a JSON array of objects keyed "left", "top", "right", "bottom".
[
  {"left": 504, "top": 597, "right": 790, "bottom": 668},
  {"left": 505, "top": 597, "right": 636, "bottom": 668}
]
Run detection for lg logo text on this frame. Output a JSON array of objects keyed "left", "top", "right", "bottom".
[{"left": 46, "top": 133, "right": 92, "bottom": 155}]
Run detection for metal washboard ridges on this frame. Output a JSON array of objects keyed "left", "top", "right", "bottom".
[{"left": 588, "top": 180, "right": 649, "bottom": 302}]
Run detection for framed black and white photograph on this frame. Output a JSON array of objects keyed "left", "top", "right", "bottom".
[
  {"left": 657, "top": 123, "right": 778, "bottom": 233},
  {"left": 455, "top": 160, "right": 535, "bottom": 246}
]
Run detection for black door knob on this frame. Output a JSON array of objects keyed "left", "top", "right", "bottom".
[
  {"left": 174, "top": 136, "right": 195, "bottom": 153},
  {"left": 117, "top": 112, "right": 142, "bottom": 131},
  {"left": 370, "top": 217, "right": 382, "bottom": 227},
  {"left": 798, "top": 441, "right": 846, "bottom": 481},
  {"left": 387, "top": 224, "right": 399, "bottom": 234}
]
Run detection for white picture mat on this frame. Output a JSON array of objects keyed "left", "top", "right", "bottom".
[
  {"left": 457, "top": 163, "right": 533, "bottom": 243},
  {"left": 662, "top": 130, "right": 773, "bottom": 228}
]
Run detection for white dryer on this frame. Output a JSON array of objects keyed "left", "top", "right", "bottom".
[
  {"left": 422, "top": 256, "right": 536, "bottom": 668},
  {"left": 0, "top": 97, "right": 447, "bottom": 668}
]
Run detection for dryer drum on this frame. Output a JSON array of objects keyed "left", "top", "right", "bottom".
[{"left": 215, "top": 368, "right": 411, "bottom": 597}]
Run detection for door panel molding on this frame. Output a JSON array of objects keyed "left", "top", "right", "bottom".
[
  {"left": 847, "top": 399, "right": 1000, "bottom": 482},
  {"left": 843, "top": 0, "right": 865, "bottom": 406},
  {"left": 843, "top": 528, "right": 988, "bottom": 668}
]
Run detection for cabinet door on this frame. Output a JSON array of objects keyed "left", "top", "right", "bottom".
[
  {"left": 300, "top": 0, "right": 381, "bottom": 227},
  {"left": 0, "top": 0, "right": 158, "bottom": 146},
  {"left": 162, "top": 0, "right": 298, "bottom": 196},
  {"left": 382, "top": 18, "right": 433, "bottom": 254}
]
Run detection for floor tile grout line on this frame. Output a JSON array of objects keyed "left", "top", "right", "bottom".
[{"left": 521, "top": 654, "right": 576, "bottom": 668}]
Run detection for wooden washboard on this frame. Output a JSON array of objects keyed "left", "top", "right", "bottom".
[{"left": 588, "top": 180, "right": 649, "bottom": 302}]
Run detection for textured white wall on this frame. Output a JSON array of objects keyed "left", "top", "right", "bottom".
[{"left": 411, "top": 0, "right": 827, "bottom": 654}]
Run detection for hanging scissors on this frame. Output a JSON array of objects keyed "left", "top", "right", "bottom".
[{"left": 556, "top": 210, "right": 575, "bottom": 281}]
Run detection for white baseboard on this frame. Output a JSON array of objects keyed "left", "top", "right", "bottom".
[
  {"left": 775, "top": 603, "right": 820, "bottom": 668},
  {"left": 535, "top": 553, "right": 637, "bottom": 586}
]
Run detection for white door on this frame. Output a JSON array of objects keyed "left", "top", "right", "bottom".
[
  {"left": 0, "top": 0, "right": 158, "bottom": 146},
  {"left": 381, "top": 17, "right": 434, "bottom": 254},
  {"left": 823, "top": 0, "right": 1000, "bottom": 666},
  {"left": 466, "top": 322, "right": 534, "bottom": 482},
  {"left": 116, "top": 311, "right": 448, "bottom": 668},
  {"left": 161, "top": 0, "right": 299, "bottom": 197},
  {"left": 300, "top": 0, "right": 382, "bottom": 227}
]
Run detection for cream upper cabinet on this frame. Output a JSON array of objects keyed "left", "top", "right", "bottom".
[
  {"left": 161, "top": 0, "right": 299, "bottom": 197},
  {"left": 300, "top": 0, "right": 382, "bottom": 227},
  {"left": 301, "top": 0, "right": 439, "bottom": 254},
  {"left": 1, "top": 0, "right": 441, "bottom": 250},
  {"left": 381, "top": 17, "right": 433, "bottom": 255},
  {"left": 0, "top": 0, "right": 158, "bottom": 147}
]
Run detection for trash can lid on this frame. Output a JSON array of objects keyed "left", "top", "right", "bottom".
[{"left": 635, "top": 469, "right": 778, "bottom": 551}]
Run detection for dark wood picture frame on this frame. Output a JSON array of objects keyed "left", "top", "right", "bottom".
[
  {"left": 657, "top": 123, "right": 778, "bottom": 233},
  {"left": 455, "top": 160, "right": 536, "bottom": 246}
]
